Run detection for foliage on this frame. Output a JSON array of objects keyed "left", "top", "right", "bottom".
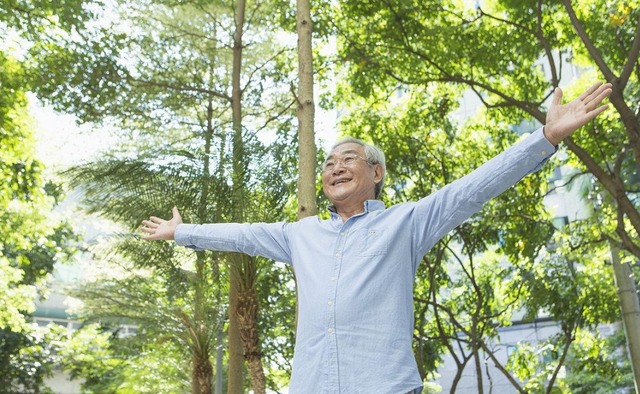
[
  {"left": 63, "top": 267, "right": 204, "bottom": 393},
  {"left": 0, "top": 324, "right": 71, "bottom": 394},
  {"left": 0, "top": 46, "right": 82, "bottom": 391},
  {"left": 330, "top": 0, "right": 636, "bottom": 390},
  {"left": 563, "top": 328, "right": 635, "bottom": 393},
  {"left": 332, "top": 0, "right": 640, "bottom": 255},
  {"left": 32, "top": 0, "right": 302, "bottom": 391},
  {"left": 0, "top": 0, "right": 94, "bottom": 39},
  {"left": 4, "top": 0, "right": 635, "bottom": 391}
]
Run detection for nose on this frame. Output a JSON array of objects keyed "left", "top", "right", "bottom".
[{"left": 331, "top": 162, "right": 347, "bottom": 174}]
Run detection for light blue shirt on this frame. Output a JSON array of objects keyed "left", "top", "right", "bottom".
[{"left": 175, "top": 128, "right": 556, "bottom": 394}]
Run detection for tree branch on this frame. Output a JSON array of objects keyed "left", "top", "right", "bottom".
[
  {"left": 561, "top": 0, "right": 617, "bottom": 82},
  {"left": 252, "top": 99, "right": 296, "bottom": 135},
  {"left": 543, "top": 170, "right": 589, "bottom": 197},
  {"left": 619, "top": 11, "right": 640, "bottom": 89},
  {"left": 615, "top": 205, "right": 640, "bottom": 259},
  {"left": 564, "top": 136, "right": 640, "bottom": 237},
  {"left": 478, "top": 4, "right": 559, "bottom": 86},
  {"left": 545, "top": 324, "right": 577, "bottom": 394},
  {"left": 426, "top": 300, "right": 527, "bottom": 394},
  {"left": 128, "top": 77, "right": 231, "bottom": 101},
  {"left": 241, "top": 47, "right": 291, "bottom": 93}
]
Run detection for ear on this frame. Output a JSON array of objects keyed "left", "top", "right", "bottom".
[{"left": 373, "top": 164, "right": 384, "bottom": 183}]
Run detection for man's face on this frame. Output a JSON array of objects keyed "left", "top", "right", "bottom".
[{"left": 321, "top": 142, "right": 383, "bottom": 207}]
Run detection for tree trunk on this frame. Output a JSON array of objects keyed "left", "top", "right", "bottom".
[
  {"left": 472, "top": 345, "right": 484, "bottom": 394},
  {"left": 237, "top": 271, "right": 267, "bottom": 394},
  {"left": 228, "top": 0, "right": 267, "bottom": 392},
  {"left": 192, "top": 354, "right": 202, "bottom": 394},
  {"left": 295, "top": 0, "right": 317, "bottom": 220},
  {"left": 227, "top": 279, "right": 244, "bottom": 394},
  {"left": 195, "top": 352, "right": 214, "bottom": 394},
  {"left": 215, "top": 324, "right": 224, "bottom": 394},
  {"left": 610, "top": 245, "right": 640, "bottom": 394},
  {"left": 228, "top": 0, "right": 247, "bottom": 390},
  {"left": 294, "top": 0, "right": 317, "bottom": 337}
]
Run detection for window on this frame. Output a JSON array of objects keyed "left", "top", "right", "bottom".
[{"left": 553, "top": 216, "right": 569, "bottom": 229}]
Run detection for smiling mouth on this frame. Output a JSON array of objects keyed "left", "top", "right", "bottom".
[{"left": 332, "top": 179, "right": 351, "bottom": 186}]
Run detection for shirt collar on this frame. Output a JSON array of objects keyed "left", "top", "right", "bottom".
[{"left": 327, "top": 200, "right": 386, "bottom": 217}]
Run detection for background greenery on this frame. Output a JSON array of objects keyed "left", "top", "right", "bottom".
[{"left": 1, "top": 0, "right": 638, "bottom": 393}]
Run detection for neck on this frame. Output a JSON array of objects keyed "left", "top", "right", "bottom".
[{"left": 333, "top": 200, "right": 368, "bottom": 222}]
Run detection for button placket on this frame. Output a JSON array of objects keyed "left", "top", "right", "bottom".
[{"left": 324, "top": 224, "right": 349, "bottom": 393}]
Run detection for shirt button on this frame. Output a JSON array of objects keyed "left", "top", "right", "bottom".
[
  {"left": 327, "top": 301, "right": 333, "bottom": 306},
  {"left": 335, "top": 252, "right": 340, "bottom": 257},
  {"left": 331, "top": 277, "right": 337, "bottom": 281},
  {"left": 541, "top": 150, "right": 547, "bottom": 156},
  {"left": 327, "top": 328, "right": 333, "bottom": 333},
  {"left": 340, "top": 232, "right": 345, "bottom": 236}
]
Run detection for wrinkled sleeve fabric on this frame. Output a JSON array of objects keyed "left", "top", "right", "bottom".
[
  {"left": 174, "top": 222, "right": 293, "bottom": 265},
  {"left": 412, "top": 128, "right": 556, "bottom": 257}
]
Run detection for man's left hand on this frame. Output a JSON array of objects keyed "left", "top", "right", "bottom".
[{"left": 544, "top": 81, "right": 612, "bottom": 146}]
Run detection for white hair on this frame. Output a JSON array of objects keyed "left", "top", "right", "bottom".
[{"left": 330, "top": 137, "right": 386, "bottom": 199}]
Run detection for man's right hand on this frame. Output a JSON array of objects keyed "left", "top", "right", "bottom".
[{"left": 141, "top": 207, "right": 183, "bottom": 241}]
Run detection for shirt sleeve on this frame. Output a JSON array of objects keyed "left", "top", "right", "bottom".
[
  {"left": 412, "top": 127, "right": 556, "bottom": 256},
  {"left": 174, "top": 221, "right": 293, "bottom": 265}
]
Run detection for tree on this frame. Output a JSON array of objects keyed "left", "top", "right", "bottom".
[
  {"left": 295, "top": 0, "right": 317, "bottom": 220},
  {"left": 63, "top": 262, "right": 218, "bottom": 394},
  {"left": 0, "top": 1, "right": 107, "bottom": 390},
  {"left": 330, "top": 0, "right": 640, "bottom": 390},
  {"left": 34, "top": 0, "right": 300, "bottom": 391},
  {"left": 0, "top": 51, "right": 81, "bottom": 393},
  {"left": 333, "top": 0, "right": 640, "bottom": 256},
  {"left": 329, "top": 8, "right": 630, "bottom": 388}
]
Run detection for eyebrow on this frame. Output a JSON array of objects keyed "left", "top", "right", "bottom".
[{"left": 326, "top": 149, "right": 360, "bottom": 160}]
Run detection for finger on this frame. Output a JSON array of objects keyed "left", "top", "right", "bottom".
[
  {"left": 584, "top": 85, "right": 612, "bottom": 109},
  {"left": 140, "top": 226, "right": 156, "bottom": 234},
  {"left": 149, "top": 216, "right": 166, "bottom": 224},
  {"left": 585, "top": 88, "right": 612, "bottom": 112},
  {"left": 141, "top": 220, "right": 159, "bottom": 228},
  {"left": 577, "top": 81, "right": 604, "bottom": 101},
  {"left": 582, "top": 104, "right": 610, "bottom": 123}
]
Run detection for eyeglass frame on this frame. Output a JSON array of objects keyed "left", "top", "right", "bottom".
[{"left": 322, "top": 154, "right": 374, "bottom": 172}]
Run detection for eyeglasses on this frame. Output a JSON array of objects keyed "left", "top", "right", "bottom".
[{"left": 322, "top": 154, "right": 372, "bottom": 172}]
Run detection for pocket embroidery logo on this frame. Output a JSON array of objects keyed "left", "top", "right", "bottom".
[{"left": 357, "top": 229, "right": 387, "bottom": 256}]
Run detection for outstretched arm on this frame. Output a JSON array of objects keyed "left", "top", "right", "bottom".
[
  {"left": 412, "top": 81, "right": 612, "bottom": 256},
  {"left": 140, "top": 207, "right": 293, "bottom": 263},
  {"left": 140, "top": 207, "right": 183, "bottom": 240},
  {"left": 543, "top": 81, "right": 612, "bottom": 146}
]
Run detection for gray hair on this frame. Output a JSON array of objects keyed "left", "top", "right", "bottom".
[{"left": 330, "top": 137, "right": 386, "bottom": 199}]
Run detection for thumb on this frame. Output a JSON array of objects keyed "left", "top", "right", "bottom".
[
  {"left": 172, "top": 206, "right": 182, "bottom": 222},
  {"left": 551, "top": 87, "right": 563, "bottom": 107}
]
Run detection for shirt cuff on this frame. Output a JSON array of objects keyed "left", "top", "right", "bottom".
[
  {"left": 175, "top": 224, "right": 201, "bottom": 250},
  {"left": 530, "top": 126, "right": 558, "bottom": 158}
]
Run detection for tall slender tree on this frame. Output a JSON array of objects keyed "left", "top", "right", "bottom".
[
  {"left": 295, "top": 0, "right": 318, "bottom": 220},
  {"left": 33, "top": 0, "right": 298, "bottom": 391}
]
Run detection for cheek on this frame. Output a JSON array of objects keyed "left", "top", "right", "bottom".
[
  {"left": 321, "top": 175, "right": 330, "bottom": 188},
  {"left": 321, "top": 178, "right": 333, "bottom": 194}
]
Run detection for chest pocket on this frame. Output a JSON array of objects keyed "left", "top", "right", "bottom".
[{"left": 355, "top": 228, "right": 388, "bottom": 256}]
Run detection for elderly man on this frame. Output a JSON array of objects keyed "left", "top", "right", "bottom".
[{"left": 141, "top": 82, "right": 612, "bottom": 394}]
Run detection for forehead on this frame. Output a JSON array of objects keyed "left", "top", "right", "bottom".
[{"left": 328, "top": 142, "right": 365, "bottom": 158}]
